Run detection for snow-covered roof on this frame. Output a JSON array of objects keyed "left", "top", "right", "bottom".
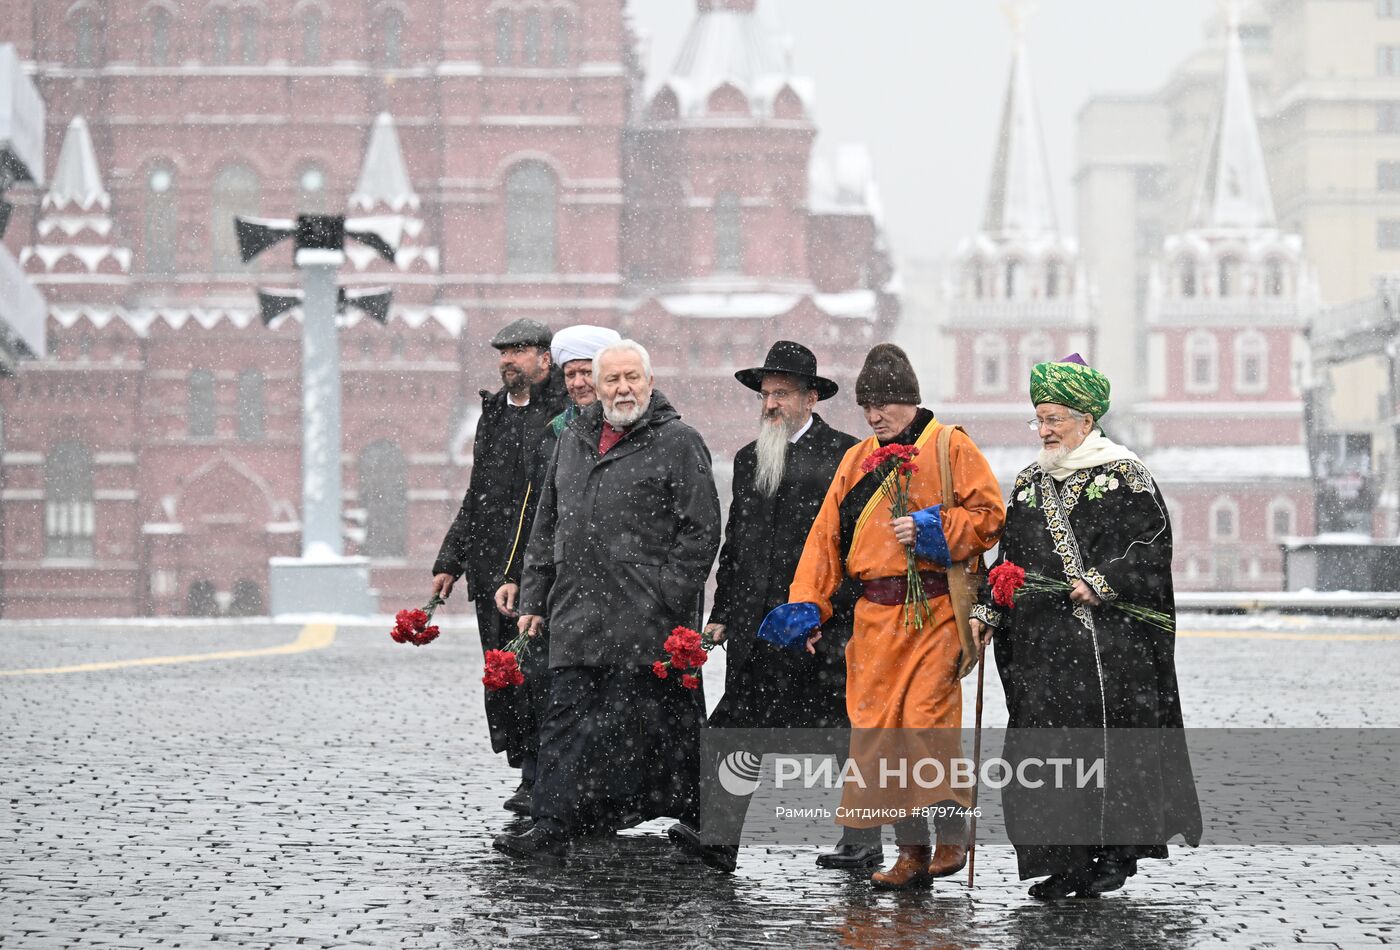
[
  {"left": 658, "top": 292, "right": 800, "bottom": 320},
  {"left": 350, "top": 113, "right": 420, "bottom": 213},
  {"left": 1142, "top": 445, "right": 1310, "bottom": 482},
  {"left": 808, "top": 145, "right": 883, "bottom": 219},
  {"left": 44, "top": 116, "right": 108, "bottom": 212},
  {"left": 44, "top": 304, "right": 466, "bottom": 337},
  {"left": 814, "top": 289, "right": 878, "bottom": 320}
]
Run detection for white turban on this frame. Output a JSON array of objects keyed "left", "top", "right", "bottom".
[{"left": 551, "top": 324, "right": 621, "bottom": 367}]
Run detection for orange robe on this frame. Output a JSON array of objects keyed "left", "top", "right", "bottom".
[{"left": 789, "top": 416, "right": 1005, "bottom": 826}]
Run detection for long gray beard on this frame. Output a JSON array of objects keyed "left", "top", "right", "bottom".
[{"left": 754, "top": 418, "right": 794, "bottom": 498}]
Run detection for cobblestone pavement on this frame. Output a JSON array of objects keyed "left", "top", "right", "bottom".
[{"left": 2, "top": 613, "right": 1399, "bottom": 949}]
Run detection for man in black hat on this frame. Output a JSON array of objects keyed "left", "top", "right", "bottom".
[
  {"left": 432, "top": 317, "right": 566, "bottom": 812},
  {"left": 667, "top": 341, "right": 882, "bottom": 873}
]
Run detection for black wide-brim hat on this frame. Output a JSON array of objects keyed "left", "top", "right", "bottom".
[{"left": 734, "top": 340, "right": 840, "bottom": 401}]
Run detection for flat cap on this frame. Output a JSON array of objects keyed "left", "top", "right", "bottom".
[{"left": 489, "top": 318, "right": 552, "bottom": 350}]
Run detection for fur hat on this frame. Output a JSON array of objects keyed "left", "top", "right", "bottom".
[{"left": 855, "top": 343, "right": 921, "bottom": 406}]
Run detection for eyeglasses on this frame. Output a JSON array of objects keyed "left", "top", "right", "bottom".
[
  {"left": 1027, "top": 415, "right": 1074, "bottom": 431},
  {"left": 756, "top": 388, "right": 800, "bottom": 402}
]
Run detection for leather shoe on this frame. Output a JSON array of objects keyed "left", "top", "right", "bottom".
[
  {"left": 1090, "top": 856, "right": 1136, "bottom": 893},
  {"left": 816, "top": 843, "right": 883, "bottom": 871},
  {"left": 1027, "top": 867, "right": 1095, "bottom": 900},
  {"left": 928, "top": 843, "right": 967, "bottom": 878},
  {"left": 493, "top": 825, "right": 567, "bottom": 868},
  {"left": 503, "top": 781, "right": 533, "bottom": 816},
  {"left": 667, "top": 821, "right": 738, "bottom": 874},
  {"left": 871, "top": 845, "right": 933, "bottom": 890}
]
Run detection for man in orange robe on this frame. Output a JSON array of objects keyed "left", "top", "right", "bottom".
[{"left": 759, "top": 343, "right": 1005, "bottom": 890}]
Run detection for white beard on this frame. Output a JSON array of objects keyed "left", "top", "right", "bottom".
[
  {"left": 1041, "top": 444, "right": 1071, "bottom": 468},
  {"left": 754, "top": 415, "right": 796, "bottom": 498},
  {"left": 603, "top": 392, "right": 649, "bottom": 428}
]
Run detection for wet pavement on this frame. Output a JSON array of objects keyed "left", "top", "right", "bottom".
[{"left": 2, "top": 613, "right": 1399, "bottom": 948}]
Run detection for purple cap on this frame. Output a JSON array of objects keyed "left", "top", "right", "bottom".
[{"left": 1058, "top": 352, "right": 1088, "bottom": 366}]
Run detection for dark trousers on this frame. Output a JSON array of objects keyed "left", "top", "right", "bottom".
[
  {"left": 476, "top": 592, "right": 549, "bottom": 770},
  {"left": 532, "top": 665, "right": 704, "bottom": 838}
]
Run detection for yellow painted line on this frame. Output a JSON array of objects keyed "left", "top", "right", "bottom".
[
  {"left": 1180, "top": 629, "right": 1400, "bottom": 642},
  {"left": 0, "top": 623, "right": 336, "bottom": 677}
]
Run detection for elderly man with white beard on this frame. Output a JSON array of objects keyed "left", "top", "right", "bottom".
[
  {"left": 494, "top": 339, "right": 721, "bottom": 866},
  {"left": 666, "top": 341, "right": 873, "bottom": 874}
]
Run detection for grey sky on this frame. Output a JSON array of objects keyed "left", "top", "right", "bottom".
[{"left": 628, "top": 0, "right": 1217, "bottom": 266}]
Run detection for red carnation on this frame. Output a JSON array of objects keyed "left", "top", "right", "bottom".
[
  {"left": 652, "top": 660, "right": 669, "bottom": 679},
  {"left": 412, "top": 624, "right": 441, "bottom": 647},
  {"left": 899, "top": 461, "right": 919, "bottom": 477},
  {"left": 989, "top": 561, "right": 1028, "bottom": 608},
  {"left": 483, "top": 649, "right": 525, "bottom": 691},
  {"left": 680, "top": 674, "right": 700, "bottom": 690}
]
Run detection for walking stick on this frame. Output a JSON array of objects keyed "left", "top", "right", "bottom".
[{"left": 967, "top": 637, "right": 987, "bottom": 888}]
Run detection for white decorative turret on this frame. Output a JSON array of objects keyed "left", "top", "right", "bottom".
[
  {"left": 345, "top": 113, "right": 438, "bottom": 274},
  {"left": 20, "top": 116, "right": 131, "bottom": 278}
]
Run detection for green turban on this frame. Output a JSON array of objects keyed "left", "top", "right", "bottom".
[{"left": 1030, "top": 354, "right": 1111, "bottom": 419}]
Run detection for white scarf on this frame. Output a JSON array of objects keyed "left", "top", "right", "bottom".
[{"left": 1037, "top": 430, "right": 1140, "bottom": 482}]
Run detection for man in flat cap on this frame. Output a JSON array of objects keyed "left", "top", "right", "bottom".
[
  {"left": 972, "top": 354, "right": 1200, "bottom": 899},
  {"left": 433, "top": 318, "right": 566, "bottom": 812},
  {"left": 760, "top": 343, "right": 1005, "bottom": 890}
]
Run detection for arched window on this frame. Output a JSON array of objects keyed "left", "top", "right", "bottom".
[
  {"left": 1045, "top": 259, "right": 1063, "bottom": 299},
  {"left": 148, "top": 6, "right": 171, "bottom": 66},
  {"left": 238, "top": 8, "right": 259, "bottom": 64},
  {"left": 552, "top": 10, "right": 571, "bottom": 66},
  {"left": 237, "top": 370, "right": 265, "bottom": 440},
  {"left": 1264, "top": 257, "right": 1285, "bottom": 296},
  {"left": 301, "top": 7, "right": 323, "bottom": 65},
  {"left": 379, "top": 7, "right": 404, "bottom": 67},
  {"left": 1019, "top": 332, "right": 1054, "bottom": 383},
  {"left": 714, "top": 190, "right": 743, "bottom": 275},
  {"left": 1209, "top": 496, "right": 1239, "bottom": 543},
  {"left": 504, "top": 161, "right": 557, "bottom": 274},
  {"left": 211, "top": 164, "right": 260, "bottom": 271},
  {"left": 144, "top": 164, "right": 178, "bottom": 275},
  {"left": 188, "top": 369, "right": 216, "bottom": 439},
  {"left": 1234, "top": 331, "right": 1268, "bottom": 394},
  {"left": 211, "top": 7, "right": 232, "bottom": 64},
  {"left": 45, "top": 441, "right": 95, "bottom": 559},
  {"left": 965, "top": 261, "right": 985, "bottom": 299},
  {"left": 1004, "top": 258, "right": 1023, "bottom": 299},
  {"left": 297, "top": 163, "right": 328, "bottom": 212},
  {"left": 495, "top": 10, "right": 515, "bottom": 65},
  {"left": 973, "top": 335, "right": 1008, "bottom": 394},
  {"left": 1178, "top": 257, "right": 1196, "bottom": 298},
  {"left": 72, "top": 6, "right": 99, "bottom": 67},
  {"left": 1218, "top": 256, "right": 1241, "bottom": 297},
  {"left": 360, "top": 440, "right": 407, "bottom": 557},
  {"left": 187, "top": 579, "right": 218, "bottom": 616},
  {"left": 1268, "top": 498, "right": 1297, "bottom": 540},
  {"left": 1185, "top": 331, "right": 1219, "bottom": 394},
  {"left": 230, "top": 579, "right": 264, "bottom": 616},
  {"left": 522, "top": 8, "right": 543, "bottom": 65}
]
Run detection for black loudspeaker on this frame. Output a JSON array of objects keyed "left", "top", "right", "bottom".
[
  {"left": 256, "top": 288, "right": 302, "bottom": 325},
  {"left": 0, "top": 198, "right": 12, "bottom": 239},
  {"left": 340, "top": 287, "right": 393, "bottom": 325},
  {"left": 295, "top": 214, "right": 346, "bottom": 251},
  {"left": 235, "top": 216, "right": 295, "bottom": 264}
]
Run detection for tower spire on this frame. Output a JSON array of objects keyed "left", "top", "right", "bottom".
[
  {"left": 982, "top": 1, "right": 1058, "bottom": 239},
  {"left": 350, "top": 113, "right": 419, "bottom": 214},
  {"left": 1188, "top": 2, "right": 1276, "bottom": 230}
]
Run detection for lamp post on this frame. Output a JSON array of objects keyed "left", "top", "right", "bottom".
[{"left": 235, "top": 212, "right": 398, "bottom": 615}]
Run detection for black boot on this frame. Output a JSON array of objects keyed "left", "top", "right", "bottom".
[
  {"left": 1089, "top": 856, "right": 1136, "bottom": 893},
  {"left": 667, "top": 822, "right": 738, "bottom": 874},
  {"left": 815, "top": 842, "right": 884, "bottom": 870},
  {"left": 503, "top": 780, "right": 533, "bottom": 816},
  {"left": 493, "top": 824, "right": 567, "bottom": 868},
  {"left": 1028, "top": 865, "right": 1096, "bottom": 900}
]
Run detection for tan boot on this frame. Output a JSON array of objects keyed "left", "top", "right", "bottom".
[
  {"left": 870, "top": 845, "right": 933, "bottom": 890},
  {"left": 928, "top": 842, "right": 968, "bottom": 878}
]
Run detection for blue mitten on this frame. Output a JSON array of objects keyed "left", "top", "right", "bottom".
[
  {"left": 757, "top": 602, "right": 821, "bottom": 651},
  {"left": 911, "top": 504, "right": 951, "bottom": 567}
]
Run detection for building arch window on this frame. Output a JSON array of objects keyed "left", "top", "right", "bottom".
[
  {"left": 1264, "top": 257, "right": 1285, "bottom": 296},
  {"left": 378, "top": 6, "right": 405, "bottom": 67},
  {"left": 1004, "top": 258, "right": 1022, "bottom": 300},
  {"left": 301, "top": 6, "right": 324, "bottom": 65},
  {"left": 147, "top": 6, "right": 171, "bottom": 66},
  {"left": 210, "top": 6, "right": 232, "bottom": 64},
  {"left": 45, "top": 441, "right": 95, "bottom": 559},
  {"left": 551, "top": 9, "right": 571, "bottom": 66},
  {"left": 211, "top": 163, "right": 260, "bottom": 271},
  {"left": 1045, "top": 259, "right": 1063, "bottom": 299},
  {"left": 522, "top": 8, "right": 543, "bottom": 65},
  {"left": 965, "top": 261, "right": 985, "bottom": 299},
  {"left": 495, "top": 10, "right": 515, "bottom": 65},
  {"left": 229, "top": 579, "right": 264, "bottom": 616},
  {"left": 237, "top": 370, "right": 265, "bottom": 440},
  {"left": 1218, "top": 255, "right": 1241, "bottom": 297},
  {"left": 973, "top": 335, "right": 1008, "bottom": 394},
  {"left": 71, "top": 5, "right": 100, "bottom": 67},
  {"left": 187, "top": 579, "right": 218, "bottom": 616},
  {"left": 1184, "top": 331, "right": 1219, "bottom": 394},
  {"left": 1019, "top": 332, "right": 1054, "bottom": 383},
  {"left": 238, "top": 7, "right": 259, "bottom": 64},
  {"left": 1178, "top": 257, "right": 1196, "bottom": 298},
  {"left": 188, "top": 369, "right": 216, "bottom": 439},
  {"left": 1209, "top": 496, "right": 1239, "bottom": 543},
  {"left": 1234, "top": 331, "right": 1268, "bottom": 394},
  {"left": 1268, "top": 498, "right": 1297, "bottom": 540},
  {"left": 359, "top": 440, "right": 407, "bottom": 557},
  {"left": 714, "top": 190, "right": 743, "bottom": 275},
  {"left": 144, "top": 164, "right": 178, "bottom": 275},
  {"left": 504, "top": 160, "right": 557, "bottom": 274},
  {"left": 297, "top": 162, "right": 328, "bottom": 212}
]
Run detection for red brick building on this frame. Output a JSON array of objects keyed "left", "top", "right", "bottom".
[{"left": 0, "top": 0, "right": 896, "bottom": 617}]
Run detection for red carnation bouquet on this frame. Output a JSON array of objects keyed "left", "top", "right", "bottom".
[
  {"left": 390, "top": 594, "right": 445, "bottom": 646},
  {"left": 651, "top": 625, "right": 718, "bottom": 690},
  {"left": 483, "top": 631, "right": 532, "bottom": 692},
  {"left": 860, "top": 443, "right": 933, "bottom": 629},
  {"left": 988, "top": 560, "right": 1173, "bottom": 631}
]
